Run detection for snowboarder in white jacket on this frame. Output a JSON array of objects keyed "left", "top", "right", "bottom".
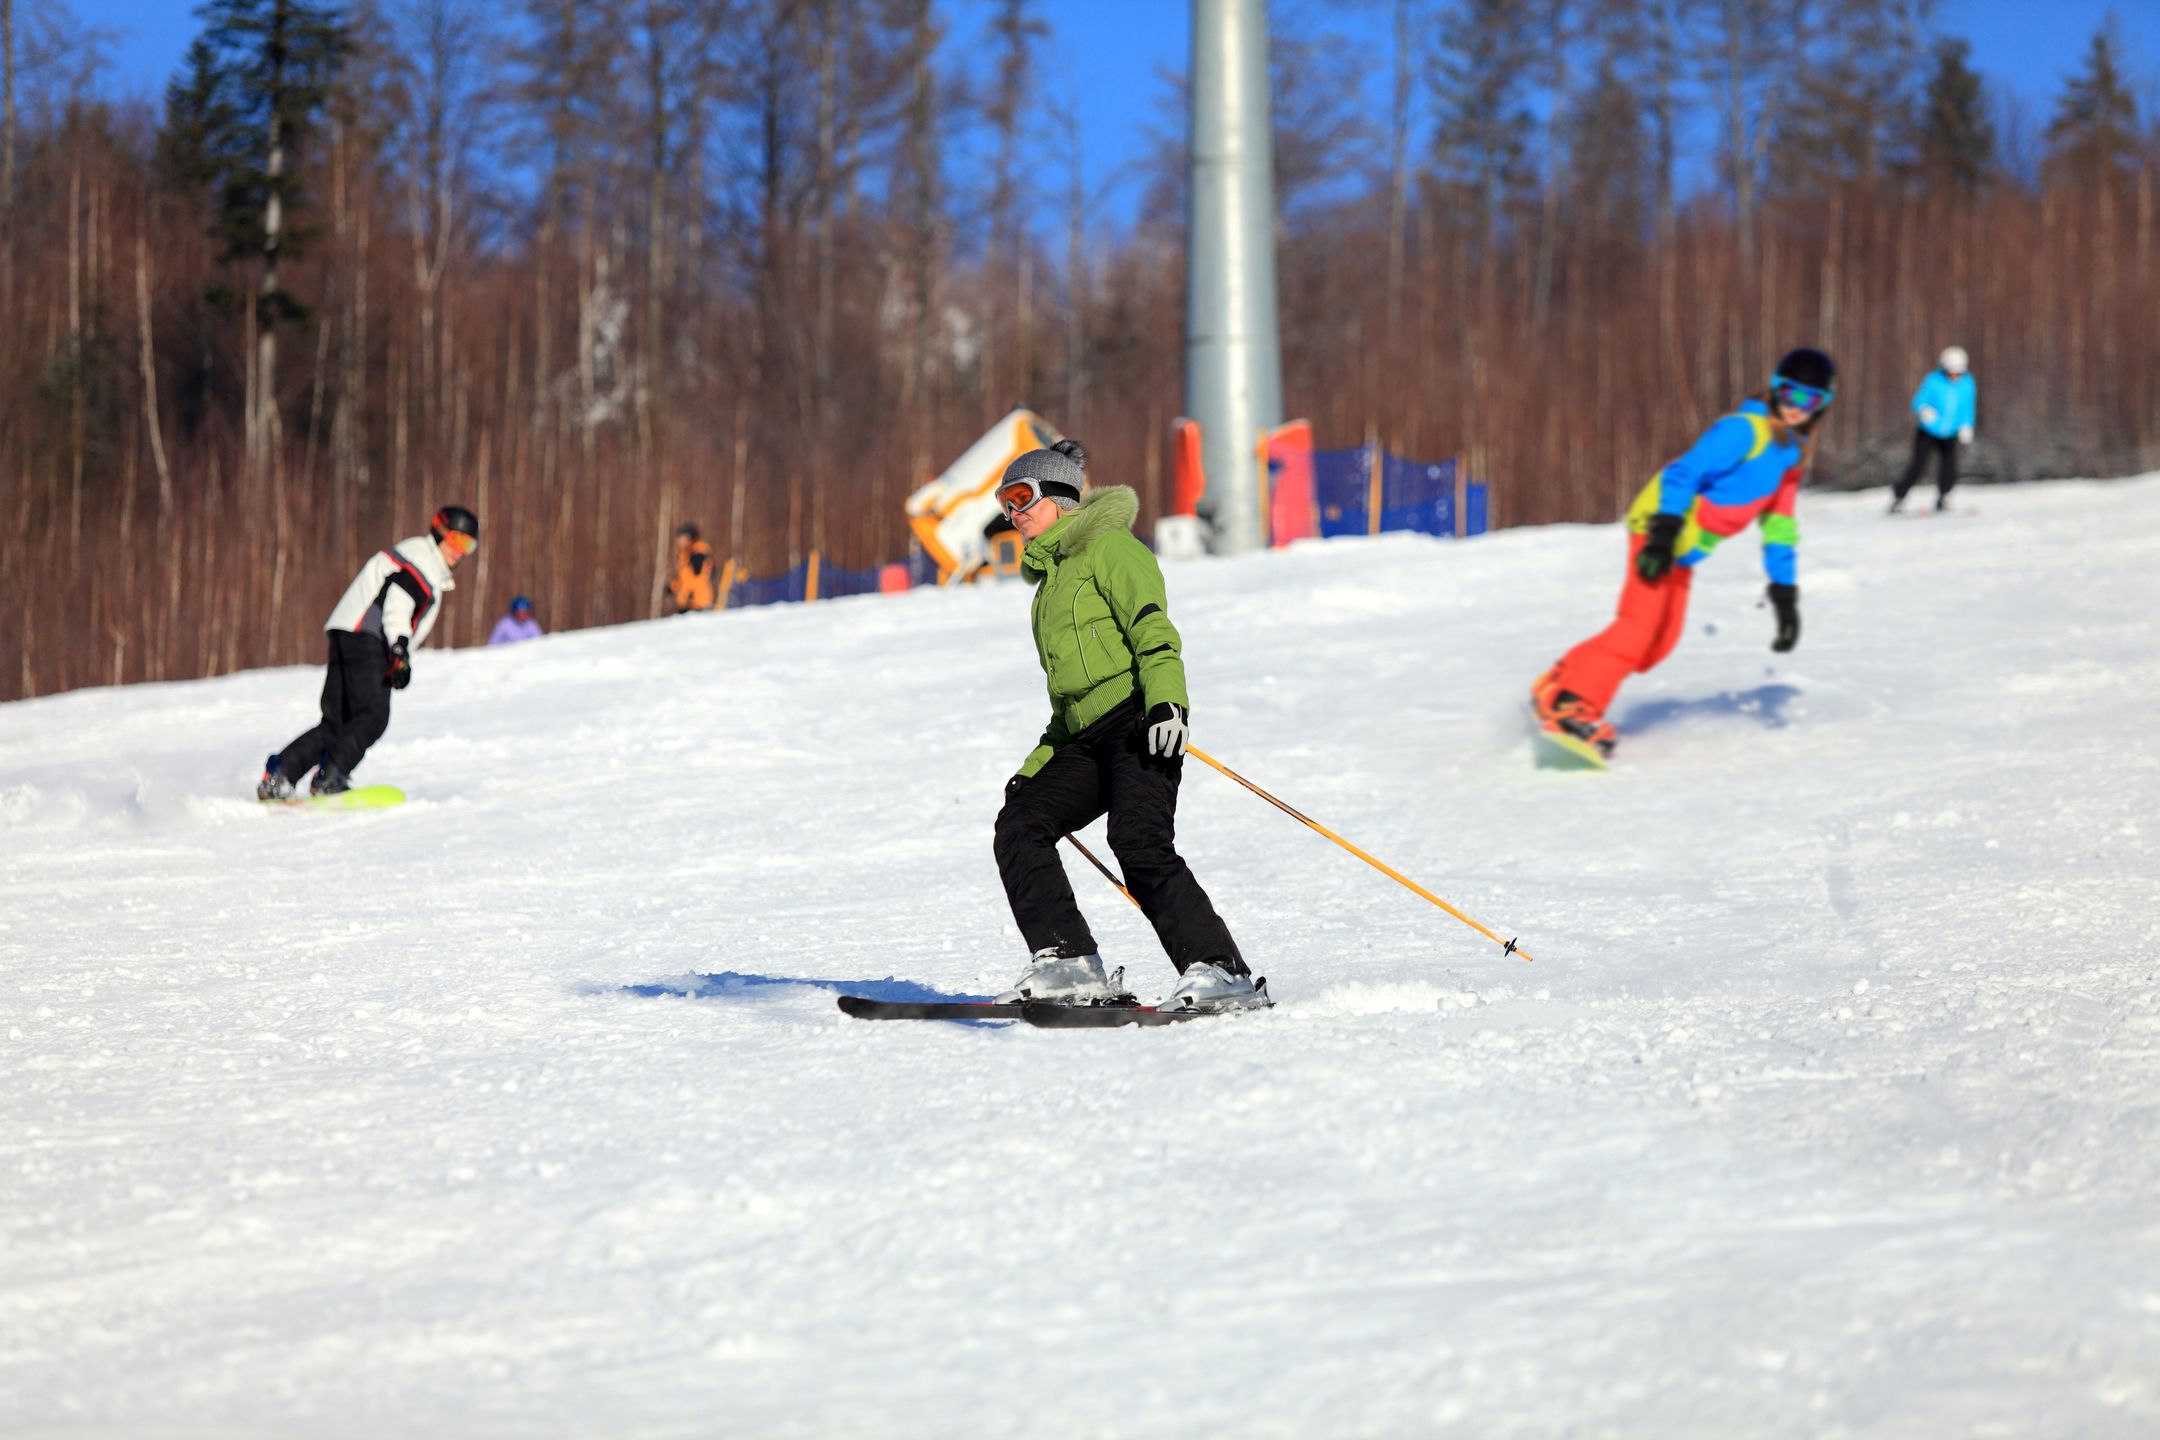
[{"left": 257, "top": 507, "right": 479, "bottom": 799}]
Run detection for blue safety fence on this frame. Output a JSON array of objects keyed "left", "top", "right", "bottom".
[
  {"left": 815, "top": 560, "right": 890, "bottom": 601},
  {"left": 1313, "top": 446, "right": 1376, "bottom": 537},
  {"left": 725, "top": 567, "right": 808, "bottom": 608},
  {"left": 1312, "top": 444, "right": 1488, "bottom": 541},
  {"left": 717, "top": 548, "right": 939, "bottom": 611}
]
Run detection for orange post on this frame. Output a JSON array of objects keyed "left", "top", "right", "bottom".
[
  {"left": 1367, "top": 433, "right": 1383, "bottom": 536},
  {"left": 1186, "top": 745, "right": 1531, "bottom": 963},
  {"left": 1170, "top": 419, "right": 1206, "bottom": 517}
]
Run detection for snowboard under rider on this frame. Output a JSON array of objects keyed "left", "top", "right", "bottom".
[
  {"left": 1891, "top": 345, "right": 1975, "bottom": 513},
  {"left": 1531, "top": 347, "right": 1835, "bottom": 760},
  {"left": 991, "top": 439, "right": 1262, "bottom": 1012},
  {"left": 256, "top": 506, "right": 479, "bottom": 799}
]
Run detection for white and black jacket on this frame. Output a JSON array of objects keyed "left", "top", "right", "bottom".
[{"left": 323, "top": 535, "right": 457, "bottom": 648}]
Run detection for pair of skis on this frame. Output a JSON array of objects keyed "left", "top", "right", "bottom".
[{"left": 836, "top": 990, "right": 1269, "bottom": 1028}]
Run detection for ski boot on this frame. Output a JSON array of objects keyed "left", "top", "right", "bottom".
[
  {"left": 256, "top": 754, "right": 295, "bottom": 802},
  {"left": 1160, "top": 959, "right": 1270, "bottom": 1013},
  {"left": 311, "top": 764, "right": 352, "bottom": 797},
  {"left": 1531, "top": 671, "right": 1617, "bottom": 759},
  {"left": 995, "top": 948, "right": 1130, "bottom": 1005},
  {"left": 1554, "top": 710, "right": 1617, "bottom": 760}
]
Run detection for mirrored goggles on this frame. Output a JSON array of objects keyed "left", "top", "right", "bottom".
[
  {"left": 998, "top": 479, "right": 1048, "bottom": 517},
  {"left": 438, "top": 529, "right": 477, "bottom": 557},
  {"left": 1770, "top": 378, "right": 1834, "bottom": 415}
]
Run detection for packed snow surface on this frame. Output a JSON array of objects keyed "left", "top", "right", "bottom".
[{"left": 4, "top": 479, "right": 2159, "bottom": 1438}]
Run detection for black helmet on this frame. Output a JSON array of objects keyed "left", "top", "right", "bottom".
[
  {"left": 1772, "top": 347, "right": 1837, "bottom": 394},
  {"left": 431, "top": 505, "right": 480, "bottom": 543}
]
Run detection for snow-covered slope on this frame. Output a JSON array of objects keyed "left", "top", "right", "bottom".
[{"left": 4, "top": 479, "right": 2158, "bottom": 1438}]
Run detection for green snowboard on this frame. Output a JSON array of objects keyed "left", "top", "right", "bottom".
[
  {"left": 268, "top": 784, "right": 406, "bottom": 811},
  {"left": 1532, "top": 726, "right": 1608, "bottom": 772}
]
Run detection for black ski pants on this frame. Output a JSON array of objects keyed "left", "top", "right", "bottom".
[
  {"left": 279, "top": 631, "right": 392, "bottom": 782},
  {"left": 994, "top": 700, "right": 1245, "bottom": 977},
  {"left": 1895, "top": 428, "right": 1958, "bottom": 504}
]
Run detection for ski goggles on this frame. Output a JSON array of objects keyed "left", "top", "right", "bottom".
[
  {"left": 437, "top": 529, "right": 477, "bottom": 558},
  {"left": 997, "top": 478, "right": 1064, "bottom": 517},
  {"left": 1769, "top": 377, "right": 1835, "bottom": 415}
]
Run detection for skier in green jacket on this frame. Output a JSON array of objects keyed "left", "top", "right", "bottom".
[{"left": 990, "top": 439, "right": 1262, "bottom": 1012}]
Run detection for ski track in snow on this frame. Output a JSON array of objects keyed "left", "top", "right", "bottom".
[{"left": 3, "top": 480, "right": 2159, "bottom": 1438}]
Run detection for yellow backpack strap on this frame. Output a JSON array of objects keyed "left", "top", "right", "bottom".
[{"left": 1738, "top": 412, "right": 1774, "bottom": 461}]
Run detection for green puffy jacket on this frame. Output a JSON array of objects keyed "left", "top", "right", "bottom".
[{"left": 1017, "top": 485, "right": 1189, "bottom": 777}]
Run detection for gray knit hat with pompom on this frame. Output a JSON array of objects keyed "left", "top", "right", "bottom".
[{"left": 1000, "top": 438, "right": 1090, "bottom": 510}]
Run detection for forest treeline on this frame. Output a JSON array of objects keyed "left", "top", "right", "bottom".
[{"left": 2, "top": 0, "right": 2155, "bottom": 700}]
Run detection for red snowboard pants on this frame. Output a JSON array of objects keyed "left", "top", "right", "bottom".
[{"left": 1551, "top": 534, "right": 1694, "bottom": 716}]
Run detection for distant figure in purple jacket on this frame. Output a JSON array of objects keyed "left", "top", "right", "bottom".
[{"left": 489, "top": 595, "right": 542, "bottom": 646}]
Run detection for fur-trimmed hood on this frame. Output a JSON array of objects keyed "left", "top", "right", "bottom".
[{"left": 1024, "top": 485, "right": 1139, "bottom": 573}]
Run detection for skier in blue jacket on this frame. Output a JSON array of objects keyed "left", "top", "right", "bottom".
[{"left": 1892, "top": 346, "right": 1975, "bottom": 513}]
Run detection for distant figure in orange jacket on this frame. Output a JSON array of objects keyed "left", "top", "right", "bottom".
[{"left": 666, "top": 525, "right": 717, "bottom": 614}]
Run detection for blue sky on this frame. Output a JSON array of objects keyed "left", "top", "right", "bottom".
[{"left": 70, "top": 0, "right": 2160, "bottom": 225}]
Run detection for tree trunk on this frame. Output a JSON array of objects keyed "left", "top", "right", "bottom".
[
  {"left": 135, "top": 236, "right": 174, "bottom": 519},
  {"left": 1383, "top": 0, "right": 1410, "bottom": 367},
  {"left": 1063, "top": 104, "right": 1085, "bottom": 434},
  {"left": 256, "top": 0, "right": 289, "bottom": 483},
  {"left": 2, "top": 0, "right": 14, "bottom": 288}
]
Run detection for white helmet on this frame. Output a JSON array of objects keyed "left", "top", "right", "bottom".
[{"left": 1939, "top": 346, "right": 1969, "bottom": 375}]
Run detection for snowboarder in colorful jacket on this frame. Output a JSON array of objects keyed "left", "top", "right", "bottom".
[
  {"left": 1891, "top": 346, "right": 1975, "bottom": 513},
  {"left": 1530, "top": 348, "right": 1835, "bottom": 760},
  {"left": 990, "top": 439, "right": 1261, "bottom": 1012},
  {"left": 257, "top": 506, "right": 478, "bottom": 799}
]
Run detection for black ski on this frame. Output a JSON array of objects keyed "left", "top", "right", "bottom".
[
  {"left": 1019, "top": 998, "right": 1271, "bottom": 1029},
  {"left": 836, "top": 996, "right": 1023, "bottom": 1021}
]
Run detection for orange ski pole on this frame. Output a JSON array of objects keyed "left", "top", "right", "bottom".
[
  {"left": 1184, "top": 745, "right": 1531, "bottom": 962},
  {"left": 1063, "top": 833, "right": 1142, "bottom": 911}
]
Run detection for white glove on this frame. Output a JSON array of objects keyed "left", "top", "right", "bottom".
[
  {"left": 1145, "top": 702, "right": 1189, "bottom": 759},
  {"left": 1958, "top": 426, "right": 1974, "bottom": 445},
  {"left": 1917, "top": 405, "right": 1939, "bottom": 425}
]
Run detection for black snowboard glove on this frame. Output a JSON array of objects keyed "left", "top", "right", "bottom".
[
  {"left": 386, "top": 636, "right": 412, "bottom": 689},
  {"left": 1766, "top": 583, "right": 1800, "bottom": 653},
  {"left": 1004, "top": 773, "right": 1028, "bottom": 802},
  {"left": 1635, "top": 512, "right": 1685, "bottom": 583}
]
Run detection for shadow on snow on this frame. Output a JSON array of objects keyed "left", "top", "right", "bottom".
[
  {"left": 1617, "top": 683, "right": 1803, "bottom": 737},
  {"left": 616, "top": 970, "right": 993, "bottom": 1005}
]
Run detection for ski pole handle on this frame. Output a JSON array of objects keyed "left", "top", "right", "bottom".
[{"left": 1185, "top": 745, "right": 1531, "bottom": 963}]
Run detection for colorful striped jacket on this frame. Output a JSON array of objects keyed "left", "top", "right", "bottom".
[{"left": 1625, "top": 399, "right": 1806, "bottom": 586}]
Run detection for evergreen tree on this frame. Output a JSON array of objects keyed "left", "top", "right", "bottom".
[
  {"left": 1772, "top": 0, "right": 1929, "bottom": 195},
  {"left": 1429, "top": 0, "right": 1531, "bottom": 244},
  {"left": 158, "top": 37, "right": 235, "bottom": 196},
  {"left": 169, "top": 0, "right": 350, "bottom": 468},
  {"left": 1565, "top": 52, "right": 1651, "bottom": 250},
  {"left": 2045, "top": 22, "right": 2140, "bottom": 183},
  {"left": 1915, "top": 36, "right": 1993, "bottom": 192}
]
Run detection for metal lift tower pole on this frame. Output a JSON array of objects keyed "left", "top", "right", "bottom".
[{"left": 1185, "top": 0, "right": 1283, "bottom": 556}]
